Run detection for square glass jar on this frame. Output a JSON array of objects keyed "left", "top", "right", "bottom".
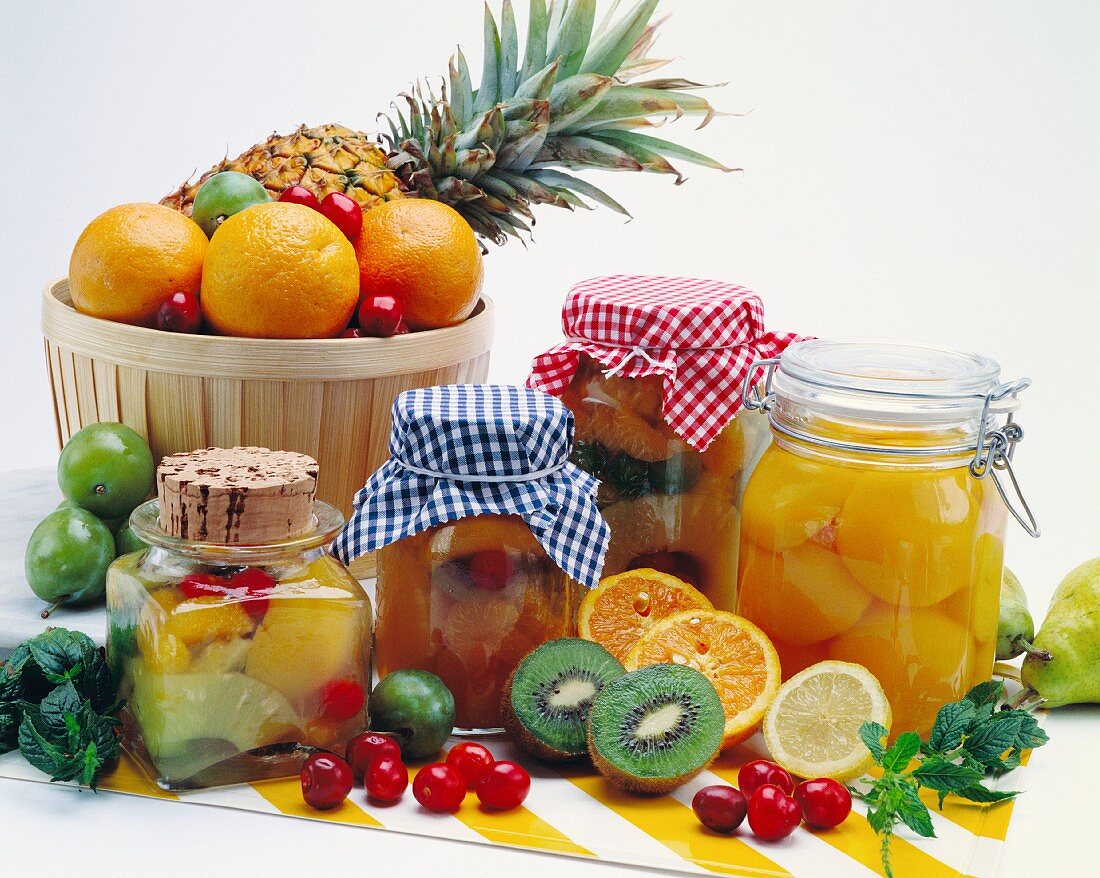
[{"left": 107, "top": 500, "right": 371, "bottom": 790}]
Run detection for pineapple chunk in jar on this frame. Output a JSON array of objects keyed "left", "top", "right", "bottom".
[
  {"left": 736, "top": 340, "right": 1034, "bottom": 735},
  {"left": 562, "top": 354, "right": 768, "bottom": 609}
]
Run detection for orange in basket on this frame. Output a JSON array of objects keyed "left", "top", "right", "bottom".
[
  {"left": 578, "top": 568, "right": 712, "bottom": 662},
  {"left": 624, "top": 609, "right": 781, "bottom": 749}
]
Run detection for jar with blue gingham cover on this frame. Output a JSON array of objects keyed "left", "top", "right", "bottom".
[{"left": 334, "top": 384, "right": 610, "bottom": 733}]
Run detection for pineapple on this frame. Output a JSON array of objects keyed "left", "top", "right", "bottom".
[{"left": 162, "top": 0, "right": 732, "bottom": 244}]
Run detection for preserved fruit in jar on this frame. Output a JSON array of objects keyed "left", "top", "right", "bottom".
[
  {"left": 376, "top": 514, "right": 578, "bottom": 730},
  {"left": 529, "top": 275, "right": 802, "bottom": 610},
  {"left": 737, "top": 340, "right": 1035, "bottom": 734},
  {"left": 335, "top": 385, "right": 609, "bottom": 734},
  {"left": 107, "top": 448, "right": 371, "bottom": 789}
]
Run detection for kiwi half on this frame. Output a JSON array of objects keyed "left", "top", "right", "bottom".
[
  {"left": 503, "top": 638, "right": 625, "bottom": 762},
  {"left": 587, "top": 663, "right": 723, "bottom": 794}
]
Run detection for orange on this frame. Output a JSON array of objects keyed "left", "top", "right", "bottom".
[
  {"left": 201, "top": 201, "right": 359, "bottom": 338},
  {"left": 355, "top": 199, "right": 483, "bottom": 329},
  {"left": 624, "top": 609, "right": 781, "bottom": 749},
  {"left": 68, "top": 203, "right": 207, "bottom": 327},
  {"left": 578, "top": 568, "right": 712, "bottom": 661}
]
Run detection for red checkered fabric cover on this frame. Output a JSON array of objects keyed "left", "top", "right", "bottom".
[{"left": 527, "top": 275, "right": 804, "bottom": 451}]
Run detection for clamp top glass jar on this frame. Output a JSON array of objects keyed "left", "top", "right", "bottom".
[{"left": 737, "top": 339, "right": 1037, "bottom": 734}]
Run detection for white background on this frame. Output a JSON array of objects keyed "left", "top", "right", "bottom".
[{"left": 1, "top": 1, "right": 1098, "bottom": 876}]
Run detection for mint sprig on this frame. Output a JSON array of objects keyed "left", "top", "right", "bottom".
[
  {"left": 858, "top": 680, "right": 1049, "bottom": 878},
  {"left": 0, "top": 628, "right": 122, "bottom": 789}
]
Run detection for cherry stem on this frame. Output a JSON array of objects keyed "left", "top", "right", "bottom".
[
  {"left": 40, "top": 599, "right": 66, "bottom": 619},
  {"left": 1014, "top": 636, "right": 1053, "bottom": 663}
]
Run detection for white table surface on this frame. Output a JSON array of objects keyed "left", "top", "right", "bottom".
[{"left": 0, "top": 466, "right": 1095, "bottom": 878}]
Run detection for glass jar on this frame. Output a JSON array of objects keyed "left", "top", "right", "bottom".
[
  {"left": 561, "top": 353, "right": 769, "bottom": 609},
  {"left": 736, "top": 340, "right": 1035, "bottom": 735},
  {"left": 107, "top": 500, "right": 371, "bottom": 790},
  {"left": 335, "top": 384, "right": 609, "bottom": 737},
  {"left": 376, "top": 513, "right": 580, "bottom": 732}
]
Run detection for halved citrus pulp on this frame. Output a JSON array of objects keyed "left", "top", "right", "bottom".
[
  {"left": 762, "top": 660, "right": 892, "bottom": 780},
  {"left": 623, "top": 609, "right": 781, "bottom": 749},
  {"left": 579, "top": 568, "right": 713, "bottom": 662}
]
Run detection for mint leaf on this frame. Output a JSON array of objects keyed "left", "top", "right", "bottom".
[
  {"left": 861, "top": 721, "right": 889, "bottom": 763},
  {"left": 0, "top": 704, "right": 20, "bottom": 753},
  {"left": 952, "top": 785, "right": 1019, "bottom": 804},
  {"left": 898, "top": 783, "right": 936, "bottom": 838},
  {"left": 27, "top": 629, "right": 93, "bottom": 683},
  {"left": 37, "top": 682, "right": 82, "bottom": 739},
  {"left": 1, "top": 643, "right": 49, "bottom": 704},
  {"left": 17, "top": 712, "right": 70, "bottom": 778},
  {"left": 965, "top": 714, "right": 1024, "bottom": 767},
  {"left": 965, "top": 680, "right": 1004, "bottom": 709},
  {"left": 912, "top": 758, "right": 984, "bottom": 796},
  {"left": 882, "top": 732, "right": 921, "bottom": 773},
  {"left": 927, "top": 700, "right": 976, "bottom": 754}
]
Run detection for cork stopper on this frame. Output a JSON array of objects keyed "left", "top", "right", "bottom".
[{"left": 157, "top": 447, "right": 318, "bottom": 545}]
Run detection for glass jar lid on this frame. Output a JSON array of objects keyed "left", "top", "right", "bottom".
[
  {"left": 130, "top": 499, "right": 345, "bottom": 563},
  {"left": 771, "top": 339, "right": 1009, "bottom": 426}
]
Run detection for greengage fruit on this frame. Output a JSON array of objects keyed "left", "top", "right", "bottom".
[
  {"left": 25, "top": 507, "right": 115, "bottom": 616},
  {"left": 57, "top": 422, "right": 154, "bottom": 519},
  {"left": 370, "top": 669, "right": 455, "bottom": 759},
  {"left": 192, "top": 171, "right": 271, "bottom": 238}
]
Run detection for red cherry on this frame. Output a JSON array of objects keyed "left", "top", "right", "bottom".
[
  {"left": 365, "top": 756, "right": 409, "bottom": 804},
  {"left": 178, "top": 572, "right": 230, "bottom": 599},
  {"left": 346, "top": 732, "right": 403, "bottom": 781},
  {"left": 475, "top": 761, "right": 530, "bottom": 811},
  {"left": 278, "top": 185, "right": 321, "bottom": 210},
  {"left": 794, "top": 778, "right": 852, "bottom": 829},
  {"left": 300, "top": 753, "right": 353, "bottom": 810},
  {"left": 393, "top": 321, "right": 410, "bottom": 335},
  {"left": 339, "top": 327, "right": 365, "bottom": 338},
  {"left": 446, "top": 742, "right": 495, "bottom": 789},
  {"left": 357, "top": 294, "right": 403, "bottom": 338},
  {"left": 320, "top": 191, "right": 363, "bottom": 241},
  {"left": 692, "top": 785, "right": 748, "bottom": 833},
  {"left": 738, "top": 759, "right": 795, "bottom": 797},
  {"left": 747, "top": 784, "right": 802, "bottom": 841},
  {"left": 466, "top": 550, "right": 512, "bottom": 591},
  {"left": 156, "top": 291, "right": 202, "bottom": 334},
  {"left": 412, "top": 763, "right": 466, "bottom": 812},
  {"left": 228, "top": 567, "right": 276, "bottom": 620},
  {"left": 319, "top": 678, "right": 366, "bottom": 722}
]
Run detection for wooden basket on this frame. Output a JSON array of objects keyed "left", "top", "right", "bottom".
[{"left": 41, "top": 276, "right": 494, "bottom": 528}]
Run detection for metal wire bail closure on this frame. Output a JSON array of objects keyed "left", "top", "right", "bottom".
[
  {"left": 969, "top": 378, "right": 1040, "bottom": 538},
  {"left": 741, "top": 358, "right": 781, "bottom": 412},
  {"left": 740, "top": 358, "right": 1040, "bottom": 539}
]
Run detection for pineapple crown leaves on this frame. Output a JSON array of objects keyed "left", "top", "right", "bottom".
[{"left": 381, "top": 0, "right": 738, "bottom": 244}]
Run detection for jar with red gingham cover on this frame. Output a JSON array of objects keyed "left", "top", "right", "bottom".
[{"left": 528, "top": 275, "right": 803, "bottom": 610}]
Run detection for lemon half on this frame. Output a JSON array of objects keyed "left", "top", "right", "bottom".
[{"left": 762, "top": 660, "right": 892, "bottom": 780}]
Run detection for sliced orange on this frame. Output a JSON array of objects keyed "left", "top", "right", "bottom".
[
  {"left": 624, "top": 609, "right": 781, "bottom": 749},
  {"left": 578, "top": 568, "right": 713, "bottom": 662}
]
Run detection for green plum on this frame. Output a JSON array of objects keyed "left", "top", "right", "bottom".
[
  {"left": 25, "top": 507, "right": 115, "bottom": 617},
  {"left": 57, "top": 422, "right": 154, "bottom": 519},
  {"left": 192, "top": 171, "right": 271, "bottom": 238},
  {"left": 370, "top": 669, "right": 455, "bottom": 759},
  {"left": 57, "top": 498, "right": 124, "bottom": 533},
  {"left": 114, "top": 522, "right": 148, "bottom": 557}
]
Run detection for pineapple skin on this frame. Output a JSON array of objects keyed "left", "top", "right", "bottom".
[{"left": 161, "top": 124, "right": 404, "bottom": 215}]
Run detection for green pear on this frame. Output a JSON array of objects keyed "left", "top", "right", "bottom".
[
  {"left": 996, "top": 567, "right": 1035, "bottom": 660},
  {"left": 1021, "top": 557, "right": 1100, "bottom": 707}
]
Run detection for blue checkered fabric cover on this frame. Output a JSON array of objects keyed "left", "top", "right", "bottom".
[{"left": 332, "top": 384, "right": 610, "bottom": 588}]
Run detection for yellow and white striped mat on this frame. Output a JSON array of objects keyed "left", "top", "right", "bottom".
[{"left": 0, "top": 732, "right": 1031, "bottom": 878}]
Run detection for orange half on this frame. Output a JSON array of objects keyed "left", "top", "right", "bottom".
[
  {"left": 624, "top": 609, "right": 781, "bottom": 749},
  {"left": 578, "top": 568, "right": 713, "bottom": 662}
]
